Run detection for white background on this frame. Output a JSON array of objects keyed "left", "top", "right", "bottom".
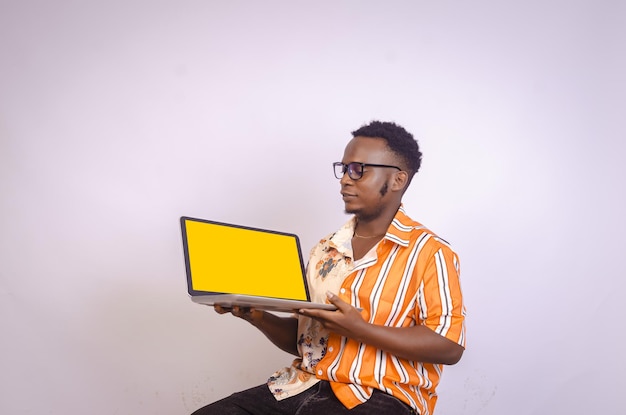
[{"left": 1, "top": 1, "right": 625, "bottom": 414}]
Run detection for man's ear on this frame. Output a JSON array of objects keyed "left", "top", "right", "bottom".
[{"left": 391, "top": 170, "right": 409, "bottom": 192}]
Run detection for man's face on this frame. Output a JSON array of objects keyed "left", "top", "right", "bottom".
[{"left": 339, "top": 136, "right": 401, "bottom": 220}]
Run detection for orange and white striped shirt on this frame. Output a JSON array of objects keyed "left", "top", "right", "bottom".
[{"left": 267, "top": 206, "right": 466, "bottom": 414}]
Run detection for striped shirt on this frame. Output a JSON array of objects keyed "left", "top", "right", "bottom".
[{"left": 267, "top": 206, "right": 466, "bottom": 414}]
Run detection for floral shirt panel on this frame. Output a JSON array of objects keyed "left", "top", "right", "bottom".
[{"left": 267, "top": 217, "right": 357, "bottom": 400}]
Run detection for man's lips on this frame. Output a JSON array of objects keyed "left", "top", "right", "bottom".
[{"left": 341, "top": 192, "right": 356, "bottom": 200}]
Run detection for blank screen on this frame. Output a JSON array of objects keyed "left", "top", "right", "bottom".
[{"left": 183, "top": 218, "right": 308, "bottom": 301}]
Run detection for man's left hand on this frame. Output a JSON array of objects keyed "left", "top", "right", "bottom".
[{"left": 298, "top": 291, "right": 368, "bottom": 341}]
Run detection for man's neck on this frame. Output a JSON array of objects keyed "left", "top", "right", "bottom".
[{"left": 354, "top": 202, "right": 401, "bottom": 237}]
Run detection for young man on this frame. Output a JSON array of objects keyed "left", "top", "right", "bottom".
[{"left": 192, "top": 121, "right": 466, "bottom": 415}]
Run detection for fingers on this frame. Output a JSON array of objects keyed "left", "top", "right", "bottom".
[
  {"left": 231, "top": 306, "right": 251, "bottom": 319},
  {"left": 298, "top": 309, "right": 337, "bottom": 332},
  {"left": 214, "top": 304, "right": 231, "bottom": 314},
  {"left": 214, "top": 304, "right": 260, "bottom": 323},
  {"left": 325, "top": 291, "right": 349, "bottom": 311},
  {"left": 297, "top": 308, "right": 332, "bottom": 320},
  {"left": 214, "top": 304, "right": 247, "bottom": 316}
]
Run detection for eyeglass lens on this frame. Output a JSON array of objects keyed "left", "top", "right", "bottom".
[{"left": 334, "top": 162, "right": 363, "bottom": 180}]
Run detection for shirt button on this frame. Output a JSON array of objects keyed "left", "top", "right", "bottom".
[
  {"left": 328, "top": 346, "right": 334, "bottom": 352},
  {"left": 317, "top": 370, "right": 323, "bottom": 376},
  {"left": 340, "top": 288, "right": 346, "bottom": 294}
]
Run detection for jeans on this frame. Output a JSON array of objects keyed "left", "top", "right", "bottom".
[{"left": 191, "top": 380, "right": 416, "bottom": 415}]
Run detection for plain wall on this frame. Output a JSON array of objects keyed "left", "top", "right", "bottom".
[{"left": 1, "top": 1, "right": 625, "bottom": 414}]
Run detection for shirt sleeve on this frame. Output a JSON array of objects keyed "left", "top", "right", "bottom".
[{"left": 416, "top": 240, "right": 466, "bottom": 347}]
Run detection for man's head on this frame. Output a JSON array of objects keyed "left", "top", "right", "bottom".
[
  {"left": 351, "top": 120, "right": 422, "bottom": 182},
  {"left": 336, "top": 121, "right": 422, "bottom": 220}
]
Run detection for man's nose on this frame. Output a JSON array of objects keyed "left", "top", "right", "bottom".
[{"left": 339, "top": 171, "right": 354, "bottom": 186}]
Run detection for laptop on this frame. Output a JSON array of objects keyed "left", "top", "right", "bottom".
[{"left": 180, "top": 216, "right": 337, "bottom": 312}]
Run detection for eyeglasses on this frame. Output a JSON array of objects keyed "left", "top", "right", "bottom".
[{"left": 333, "top": 162, "right": 401, "bottom": 180}]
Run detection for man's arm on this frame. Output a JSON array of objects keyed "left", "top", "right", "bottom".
[
  {"left": 299, "top": 293, "right": 464, "bottom": 365},
  {"left": 214, "top": 305, "right": 299, "bottom": 356}
]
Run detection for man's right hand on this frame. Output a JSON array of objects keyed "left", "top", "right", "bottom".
[{"left": 214, "top": 305, "right": 264, "bottom": 326}]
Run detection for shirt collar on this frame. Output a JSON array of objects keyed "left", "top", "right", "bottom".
[
  {"left": 328, "top": 205, "right": 420, "bottom": 253},
  {"left": 384, "top": 205, "right": 421, "bottom": 248}
]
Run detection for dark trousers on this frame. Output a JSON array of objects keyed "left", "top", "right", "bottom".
[{"left": 191, "top": 380, "right": 415, "bottom": 415}]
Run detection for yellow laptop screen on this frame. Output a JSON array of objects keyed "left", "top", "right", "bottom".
[{"left": 181, "top": 217, "right": 309, "bottom": 301}]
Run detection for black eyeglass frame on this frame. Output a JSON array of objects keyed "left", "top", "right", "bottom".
[{"left": 333, "top": 162, "right": 402, "bottom": 180}]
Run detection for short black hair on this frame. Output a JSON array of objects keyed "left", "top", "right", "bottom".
[{"left": 351, "top": 120, "right": 422, "bottom": 179}]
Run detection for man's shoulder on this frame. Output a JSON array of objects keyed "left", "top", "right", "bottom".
[{"left": 393, "top": 210, "right": 455, "bottom": 251}]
